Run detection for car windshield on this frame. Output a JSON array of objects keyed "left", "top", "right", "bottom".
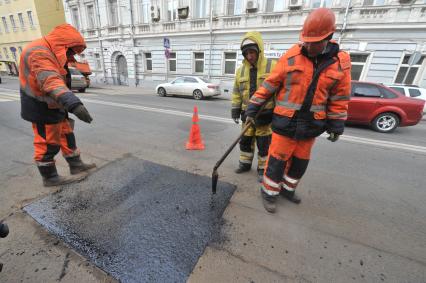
[{"left": 199, "top": 78, "right": 210, "bottom": 83}]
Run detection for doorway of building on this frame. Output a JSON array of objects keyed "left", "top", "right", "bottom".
[{"left": 117, "top": 55, "right": 128, "bottom": 86}]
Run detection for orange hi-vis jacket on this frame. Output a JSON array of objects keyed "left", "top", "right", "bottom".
[
  {"left": 19, "top": 24, "right": 85, "bottom": 124},
  {"left": 246, "top": 43, "right": 351, "bottom": 138}
]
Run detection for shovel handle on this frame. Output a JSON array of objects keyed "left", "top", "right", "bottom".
[{"left": 213, "top": 120, "right": 254, "bottom": 171}]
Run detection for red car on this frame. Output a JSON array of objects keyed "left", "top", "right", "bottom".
[{"left": 347, "top": 81, "right": 425, "bottom": 133}]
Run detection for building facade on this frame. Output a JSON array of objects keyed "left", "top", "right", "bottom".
[
  {"left": 63, "top": 0, "right": 426, "bottom": 88},
  {"left": 0, "top": 0, "right": 66, "bottom": 75}
]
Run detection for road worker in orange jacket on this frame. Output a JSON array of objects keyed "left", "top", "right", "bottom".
[
  {"left": 19, "top": 24, "right": 95, "bottom": 187},
  {"left": 245, "top": 8, "right": 352, "bottom": 213}
]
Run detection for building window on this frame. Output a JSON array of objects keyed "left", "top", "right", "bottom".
[
  {"left": 226, "top": 0, "right": 243, "bottom": 16},
  {"left": 86, "top": 5, "right": 96, "bottom": 29},
  {"left": 2, "top": 16, "right": 9, "bottom": 32},
  {"left": 145, "top": 52, "right": 152, "bottom": 71},
  {"left": 18, "top": 12, "right": 24, "bottom": 29},
  {"left": 395, "top": 54, "right": 425, "bottom": 85},
  {"left": 27, "top": 10, "right": 34, "bottom": 27},
  {"left": 194, "top": 0, "right": 207, "bottom": 18},
  {"left": 265, "top": 0, "right": 285, "bottom": 12},
  {"left": 362, "top": 0, "right": 385, "bottom": 5},
  {"left": 108, "top": 0, "right": 119, "bottom": 26},
  {"left": 138, "top": 0, "right": 150, "bottom": 23},
  {"left": 194, "top": 52, "right": 204, "bottom": 73},
  {"left": 168, "top": 52, "right": 176, "bottom": 72},
  {"left": 311, "top": 0, "right": 333, "bottom": 8},
  {"left": 71, "top": 7, "right": 80, "bottom": 30},
  {"left": 350, "top": 53, "right": 369, "bottom": 81},
  {"left": 9, "top": 15, "right": 17, "bottom": 31},
  {"left": 94, "top": 53, "right": 101, "bottom": 70},
  {"left": 167, "top": 0, "right": 178, "bottom": 21},
  {"left": 224, "top": 52, "right": 237, "bottom": 75}
]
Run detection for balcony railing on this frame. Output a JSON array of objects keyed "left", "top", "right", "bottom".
[
  {"left": 223, "top": 16, "right": 241, "bottom": 27},
  {"left": 190, "top": 19, "right": 206, "bottom": 30},
  {"left": 359, "top": 8, "right": 389, "bottom": 19},
  {"left": 262, "top": 14, "right": 283, "bottom": 25},
  {"left": 138, "top": 24, "right": 150, "bottom": 33},
  {"left": 84, "top": 5, "right": 425, "bottom": 38},
  {"left": 163, "top": 22, "right": 176, "bottom": 31},
  {"left": 107, "top": 26, "right": 119, "bottom": 34}
]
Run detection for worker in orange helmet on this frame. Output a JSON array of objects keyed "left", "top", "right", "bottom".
[
  {"left": 245, "top": 8, "right": 352, "bottom": 213},
  {"left": 19, "top": 24, "right": 95, "bottom": 187}
]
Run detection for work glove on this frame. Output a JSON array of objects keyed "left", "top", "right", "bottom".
[
  {"left": 71, "top": 104, "right": 93, "bottom": 123},
  {"left": 233, "top": 118, "right": 240, "bottom": 124},
  {"left": 327, "top": 131, "right": 340, "bottom": 142},
  {"left": 245, "top": 116, "right": 255, "bottom": 126}
]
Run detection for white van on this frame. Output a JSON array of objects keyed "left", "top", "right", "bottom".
[{"left": 387, "top": 85, "right": 426, "bottom": 113}]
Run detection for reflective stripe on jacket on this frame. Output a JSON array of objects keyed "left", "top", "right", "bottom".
[
  {"left": 247, "top": 43, "right": 351, "bottom": 129},
  {"left": 19, "top": 24, "right": 84, "bottom": 124},
  {"left": 231, "top": 31, "right": 277, "bottom": 119}
]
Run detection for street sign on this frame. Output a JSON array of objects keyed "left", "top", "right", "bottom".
[
  {"left": 264, "top": 50, "right": 283, "bottom": 59},
  {"left": 408, "top": 51, "right": 422, "bottom": 66},
  {"left": 163, "top": 37, "right": 170, "bottom": 49}
]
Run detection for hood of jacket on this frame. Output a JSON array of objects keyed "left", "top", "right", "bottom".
[
  {"left": 43, "top": 24, "right": 86, "bottom": 68},
  {"left": 241, "top": 31, "right": 266, "bottom": 69}
]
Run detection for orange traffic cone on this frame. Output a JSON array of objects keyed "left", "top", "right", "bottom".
[{"left": 186, "top": 106, "right": 205, "bottom": 150}]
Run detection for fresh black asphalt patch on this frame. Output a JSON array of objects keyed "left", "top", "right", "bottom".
[{"left": 24, "top": 157, "right": 235, "bottom": 282}]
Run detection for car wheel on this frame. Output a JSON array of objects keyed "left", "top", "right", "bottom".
[
  {"left": 371, "top": 112, "right": 400, "bottom": 133},
  {"left": 158, "top": 87, "right": 166, "bottom": 97},
  {"left": 193, "top": 89, "right": 203, "bottom": 100},
  {"left": 78, "top": 88, "right": 86, "bottom": 93}
]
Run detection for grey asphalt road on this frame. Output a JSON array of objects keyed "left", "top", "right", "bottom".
[{"left": 0, "top": 76, "right": 426, "bottom": 282}]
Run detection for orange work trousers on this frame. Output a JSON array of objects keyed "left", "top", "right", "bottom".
[
  {"left": 262, "top": 133, "right": 316, "bottom": 196},
  {"left": 32, "top": 119, "right": 80, "bottom": 166}
]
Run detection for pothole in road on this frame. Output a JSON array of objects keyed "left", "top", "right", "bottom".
[{"left": 24, "top": 156, "right": 235, "bottom": 283}]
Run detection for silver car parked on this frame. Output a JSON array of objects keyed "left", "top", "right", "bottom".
[
  {"left": 156, "top": 76, "right": 221, "bottom": 100},
  {"left": 69, "top": 67, "right": 88, "bottom": 93}
]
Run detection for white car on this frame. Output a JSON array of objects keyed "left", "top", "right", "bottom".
[
  {"left": 387, "top": 84, "right": 426, "bottom": 113},
  {"left": 156, "top": 76, "right": 221, "bottom": 100}
]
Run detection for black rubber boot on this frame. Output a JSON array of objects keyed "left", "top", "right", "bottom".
[
  {"left": 261, "top": 190, "right": 277, "bottom": 213},
  {"left": 38, "top": 165, "right": 83, "bottom": 187},
  {"left": 235, "top": 162, "right": 251, "bottom": 174},
  {"left": 257, "top": 169, "right": 264, "bottom": 183},
  {"left": 66, "top": 156, "right": 96, "bottom": 175},
  {"left": 280, "top": 189, "right": 301, "bottom": 204}
]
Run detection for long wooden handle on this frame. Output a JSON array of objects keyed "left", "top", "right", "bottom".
[
  {"left": 213, "top": 120, "right": 254, "bottom": 171},
  {"left": 213, "top": 98, "right": 271, "bottom": 171}
]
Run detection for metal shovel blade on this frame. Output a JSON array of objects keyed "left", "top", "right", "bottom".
[{"left": 212, "top": 170, "right": 218, "bottom": 194}]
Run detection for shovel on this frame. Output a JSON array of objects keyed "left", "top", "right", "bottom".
[{"left": 212, "top": 101, "right": 271, "bottom": 194}]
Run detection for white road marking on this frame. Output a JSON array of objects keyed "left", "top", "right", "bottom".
[
  {"left": 82, "top": 98, "right": 234, "bottom": 124},
  {"left": 82, "top": 97, "right": 426, "bottom": 155},
  {"left": 0, "top": 98, "right": 13, "bottom": 102},
  {"left": 0, "top": 92, "right": 20, "bottom": 101}
]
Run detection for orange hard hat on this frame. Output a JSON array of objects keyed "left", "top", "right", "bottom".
[{"left": 300, "top": 8, "right": 336, "bottom": 43}]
